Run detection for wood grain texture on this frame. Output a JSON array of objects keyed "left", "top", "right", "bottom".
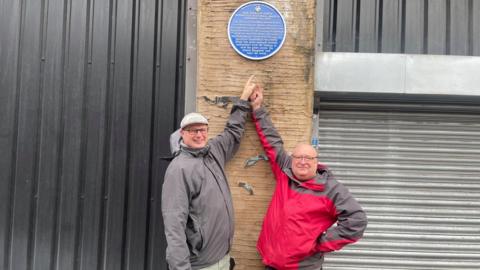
[{"left": 198, "top": 1, "right": 315, "bottom": 268}]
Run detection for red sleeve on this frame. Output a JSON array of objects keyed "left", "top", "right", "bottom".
[{"left": 252, "top": 107, "right": 290, "bottom": 180}]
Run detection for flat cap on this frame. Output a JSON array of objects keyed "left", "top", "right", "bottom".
[{"left": 180, "top": 112, "right": 209, "bottom": 129}]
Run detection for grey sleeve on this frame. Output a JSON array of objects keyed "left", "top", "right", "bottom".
[
  {"left": 317, "top": 177, "right": 367, "bottom": 252},
  {"left": 209, "top": 99, "right": 251, "bottom": 165},
  {"left": 161, "top": 165, "right": 192, "bottom": 270}
]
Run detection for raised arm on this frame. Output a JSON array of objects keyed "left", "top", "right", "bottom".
[
  {"left": 208, "top": 76, "right": 258, "bottom": 165},
  {"left": 250, "top": 87, "right": 291, "bottom": 177}
]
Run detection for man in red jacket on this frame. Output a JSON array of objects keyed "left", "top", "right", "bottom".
[{"left": 248, "top": 86, "right": 367, "bottom": 270}]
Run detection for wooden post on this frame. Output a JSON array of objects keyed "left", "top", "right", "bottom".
[{"left": 197, "top": 0, "right": 315, "bottom": 268}]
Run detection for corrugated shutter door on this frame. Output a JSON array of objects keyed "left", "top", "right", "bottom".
[{"left": 317, "top": 101, "right": 480, "bottom": 270}]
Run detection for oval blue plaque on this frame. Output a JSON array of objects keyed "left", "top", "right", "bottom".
[{"left": 228, "top": 1, "right": 286, "bottom": 60}]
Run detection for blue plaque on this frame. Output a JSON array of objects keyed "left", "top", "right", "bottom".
[{"left": 228, "top": 1, "right": 286, "bottom": 60}]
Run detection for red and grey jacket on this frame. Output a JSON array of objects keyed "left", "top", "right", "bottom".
[{"left": 252, "top": 107, "right": 367, "bottom": 270}]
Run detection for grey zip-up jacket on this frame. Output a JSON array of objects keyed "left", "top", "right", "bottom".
[{"left": 162, "top": 100, "right": 250, "bottom": 270}]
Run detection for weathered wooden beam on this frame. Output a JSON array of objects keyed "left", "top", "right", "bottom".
[{"left": 198, "top": 1, "right": 315, "bottom": 268}]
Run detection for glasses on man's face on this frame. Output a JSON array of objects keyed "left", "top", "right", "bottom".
[
  {"left": 291, "top": 155, "right": 318, "bottom": 162},
  {"left": 184, "top": 128, "right": 208, "bottom": 135}
]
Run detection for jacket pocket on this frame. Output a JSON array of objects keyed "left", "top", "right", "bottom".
[{"left": 186, "top": 215, "right": 204, "bottom": 256}]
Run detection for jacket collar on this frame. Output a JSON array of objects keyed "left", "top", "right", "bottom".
[
  {"left": 285, "top": 163, "right": 330, "bottom": 191},
  {"left": 180, "top": 142, "right": 210, "bottom": 157}
]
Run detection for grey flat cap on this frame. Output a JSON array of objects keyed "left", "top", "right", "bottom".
[{"left": 180, "top": 112, "right": 209, "bottom": 129}]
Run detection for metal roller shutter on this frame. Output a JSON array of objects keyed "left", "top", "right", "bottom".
[{"left": 317, "top": 100, "right": 480, "bottom": 270}]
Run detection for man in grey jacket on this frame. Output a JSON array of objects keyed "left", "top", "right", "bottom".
[{"left": 162, "top": 76, "right": 258, "bottom": 270}]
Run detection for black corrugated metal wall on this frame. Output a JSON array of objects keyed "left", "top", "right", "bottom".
[
  {"left": 0, "top": 0, "right": 186, "bottom": 269},
  {"left": 323, "top": 0, "right": 480, "bottom": 56}
]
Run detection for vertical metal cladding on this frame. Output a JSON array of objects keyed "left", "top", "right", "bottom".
[
  {"left": 323, "top": 0, "right": 480, "bottom": 56},
  {"left": 316, "top": 98, "right": 480, "bottom": 270},
  {"left": 0, "top": 0, "right": 186, "bottom": 269}
]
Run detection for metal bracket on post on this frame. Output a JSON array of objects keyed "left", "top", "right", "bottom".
[
  {"left": 238, "top": 181, "right": 254, "bottom": 195},
  {"left": 244, "top": 154, "right": 269, "bottom": 167},
  {"left": 202, "top": 96, "right": 239, "bottom": 108}
]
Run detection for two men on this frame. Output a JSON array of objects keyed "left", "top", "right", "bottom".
[
  {"left": 249, "top": 86, "right": 367, "bottom": 269},
  {"left": 162, "top": 77, "right": 367, "bottom": 270},
  {"left": 161, "top": 76, "right": 259, "bottom": 270}
]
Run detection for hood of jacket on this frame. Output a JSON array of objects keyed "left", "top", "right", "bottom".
[{"left": 169, "top": 128, "right": 182, "bottom": 155}]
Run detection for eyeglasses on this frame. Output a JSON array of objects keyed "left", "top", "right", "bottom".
[
  {"left": 291, "top": 155, "right": 318, "bottom": 161},
  {"left": 184, "top": 128, "right": 208, "bottom": 135}
]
